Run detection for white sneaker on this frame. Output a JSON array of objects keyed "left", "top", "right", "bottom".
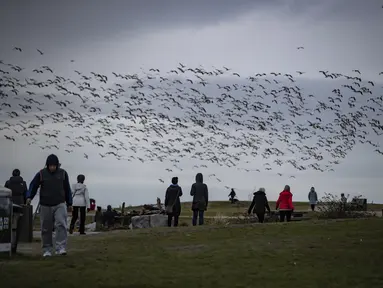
[
  {"left": 57, "top": 249, "right": 67, "bottom": 256},
  {"left": 43, "top": 251, "right": 52, "bottom": 257}
]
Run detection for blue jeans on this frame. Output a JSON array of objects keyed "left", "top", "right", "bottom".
[{"left": 192, "top": 210, "right": 205, "bottom": 226}]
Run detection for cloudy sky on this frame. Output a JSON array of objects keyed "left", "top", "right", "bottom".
[{"left": 1, "top": 0, "right": 383, "bottom": 208}]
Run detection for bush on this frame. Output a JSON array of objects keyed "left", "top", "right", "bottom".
[
  {"left": 316, "top": 193, "right": 376, "bottom": 219},
  {"left": 210, "top": 213, "right": 231, "bottom": 226}
]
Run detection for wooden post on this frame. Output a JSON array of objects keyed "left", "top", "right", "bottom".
[
  {"left": 95, "top": 206, "right": 103, "bottom": 231},
  {"left": 18, "top": 205, "right": 33, "bottom": 243}
]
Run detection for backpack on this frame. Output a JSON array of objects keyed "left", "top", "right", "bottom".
[{"left": 6, "top": 180, "right": 26, "bottom": 197}]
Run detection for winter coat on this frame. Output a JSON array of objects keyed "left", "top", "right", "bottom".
[
  {"left": 308, "top": 191, "right": 318, "bottom": 205},
  {"left": 276, "top": 190, "right": 294, "bottom": 210},
  {"left": 190, "top": 173, "right": 208, "bottom": 211},
  {"left": 248, "top": 190, "right": 271, "bottom": 214},
  {"left": 72, "top": 183, "right": 90, "bottom": 208},
  {"left": 27, "top": 154, "right": 73, "bottom": 207},
  {"left": 165, "top": 184, "right": 183, "bottom": 215},
  {"left": 5, "top": 176, "right": 27, "bottom": 205}
]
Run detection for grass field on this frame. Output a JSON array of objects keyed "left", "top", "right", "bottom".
[
  {"left": 31, "top": 201, "right": 383, "bottom": 230},
  {"left": 2, "top": 218, "right": 383, "bottom": 288},
  {"left": 144, "top": 200, "right": 383, "bottom": 217}
]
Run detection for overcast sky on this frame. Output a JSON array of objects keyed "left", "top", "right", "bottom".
[{"left": 1, "top": 0, "right": 383, "bottom": 207}]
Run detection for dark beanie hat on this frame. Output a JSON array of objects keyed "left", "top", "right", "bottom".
[
  {"left": 46, "top": 154, "right": 59, "bottom": 167},
  {"left": 12, "top": 169, "right": 20, "bottom": 177},
  {"left": 171, "top": 177, "right": 178, "bottom": 184}
]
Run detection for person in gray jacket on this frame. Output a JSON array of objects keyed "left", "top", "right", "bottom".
[
  {"left": 190, "top": 173, "right": 208, "bottom": 226},
  {"left": 308, "top": 187, "right": 318, "bottom": 211}
]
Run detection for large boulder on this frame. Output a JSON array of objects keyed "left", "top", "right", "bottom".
[
  {"left": 131, "top": 215, "right": 150, "bottom": 229},
  {"left": 131, "top": 214, "right": 168, "bottom": 229},
  {"left": 149, "top": 214, "right": 168, "bottom": 227}
]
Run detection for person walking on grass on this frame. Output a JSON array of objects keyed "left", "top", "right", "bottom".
[
  {"left": 308, "top": 187, "right": 318, "bottom": 211},
  {"left": 190, "top": 173, "right": 208, "bottom": 226},
  {"left": 164, "top": 177, "right": 183, "bottom": 227},
  {"left": 69, "top": 174, "right": 90, "bottom": 235},
  {"left": 228, "top": 188, "right": 236, "bottom": 204},
  {"left": 247, "top": 187, "right": 271, "bottom": 223},
  {"left": 26, "top": 154, "right": 72, "bottom": 257},
  {"left": 276, "top": 185, "right": 294, "bottom": 222}
]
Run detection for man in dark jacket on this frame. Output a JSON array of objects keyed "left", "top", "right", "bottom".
[
  {"left": 228, "top": 188, "right": 236, "bottom": 204},
  {"left": 4, "top": 169, "right": 27, "bottom": 205},
  {"left": 190, "top": 173, "right": 208, "bottom": 226},
  {"left": 103, "top": 205, "right": 118, "bottom": 228},
  {"left": 248, "top": 187, "right": 271, "bottom": 223},
  {"left": 5, "top": 169, "right": 28, "bottom": 252},
  {"left": 26, "top": 154, "right": 72, "bottom": 257},
  {"left": 165, "top": 177, "right": 183, "bottom": 227}
]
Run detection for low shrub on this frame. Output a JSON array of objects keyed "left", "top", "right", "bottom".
[{"left": 316, "top": 193, "right": 376, "bottom": 219}]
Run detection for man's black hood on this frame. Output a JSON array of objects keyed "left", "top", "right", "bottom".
[
  {"left": 46, "top": 154, "right": 59, "bottom": 167},
  {"left": 195, "top": 173, "right": 203, "bottom": 183},
  {"left": 9, "top": 175, "right": 24, "bottom": 183}
]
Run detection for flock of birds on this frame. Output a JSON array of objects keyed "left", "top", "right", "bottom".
[{"left": 1, "top": 47, "right": 383, "bottom": 187}]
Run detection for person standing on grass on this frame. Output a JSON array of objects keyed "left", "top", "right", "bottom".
[
  {"left": 247, "top": 187, "right": 271, "bottom": 223},
  {"left": 228, "top": 188, "right": 236, "bottom": 204},
  {"left": 26, "top": 154, "right": 72, "bottom": 257},
  {"left": 308, "top": 187, "right": 318, "bottom": 211},
  {"left": 5, "top": 169, "right": 28, "bottom": 205},
  {"left": 340, "top": 193, "right": 347, "bottom": 203},
  {"left": 5, "top": 168, "right": 28, "bottom": 253},
  {"left": 69, "top": 174, "right": 90, "bottom": 235},
  {"left": 276, "top": 185, "right": 294, "bottom": 222},
  {"left": 164, "top": 177, "right": 183, "bottom": 227},
  {"left": 190, "top": 173, "right": 208, "bottom": 226}
]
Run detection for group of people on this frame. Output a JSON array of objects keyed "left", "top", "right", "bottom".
[
  {"left": 164, "top": 173, "right": 209, "bottom": 227},
  {"left": 4, "top": 154, "right": 90, "bottom": 257},
  {"left": 247, "top": 185, "right": 294, "bottom": 223},
  {"left": 4, "top": 154, "right": 332, "bottom": 256},
  {"left": 163, "top": 174, "right": 321, "bottom": 226},
  {"left": 247, "top": 186, "right": 320, "bottom": 223}
]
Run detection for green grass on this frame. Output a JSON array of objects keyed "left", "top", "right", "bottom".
[
  {"left": 129, "top": 200, "right": 383, "bottom": 217},
  {"left": 2, "top": 218, "right": 383, "bottom": 287},
  {"left": 31, "top": 201, "right": 382, "bottom": 229}
]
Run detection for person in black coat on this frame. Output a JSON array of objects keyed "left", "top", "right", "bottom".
[
  {"left": 248, "top": 187, "right": 271, "bottom": 223},
  {"left": 4, "top": 169, "right": 28, "bottom": 205},
  {"left": 165, "top": 177, "right": 183, "bottom": 227},
  {"left": 190, "top": 173, "right": 208, "bottom": 226},
  {"left": 228, "top": 188, "right": 236, "bottom": 204}
]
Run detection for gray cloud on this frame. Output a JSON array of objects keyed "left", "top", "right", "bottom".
[{"left": 0, "top": 0, "right": 262, "bottom": 50}]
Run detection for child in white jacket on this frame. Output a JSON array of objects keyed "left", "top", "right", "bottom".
[{"left": 69, "top": 174, "right": 90, "bottom": 234}]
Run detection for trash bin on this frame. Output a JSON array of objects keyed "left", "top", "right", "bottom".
[
  {"left": 0, "top": 186, "right": 12, "bottom": 258},
  {"left": 0, "top": 186, "right": 24, "bottom": 258}
]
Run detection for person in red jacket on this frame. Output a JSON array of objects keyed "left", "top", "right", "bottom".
[{"left": 276, "top": 185, "right": 294, "bottom": 222}]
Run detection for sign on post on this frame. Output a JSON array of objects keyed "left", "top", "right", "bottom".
[{"left": 0, "top": 187, "right": 12, "bottom": 257}]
